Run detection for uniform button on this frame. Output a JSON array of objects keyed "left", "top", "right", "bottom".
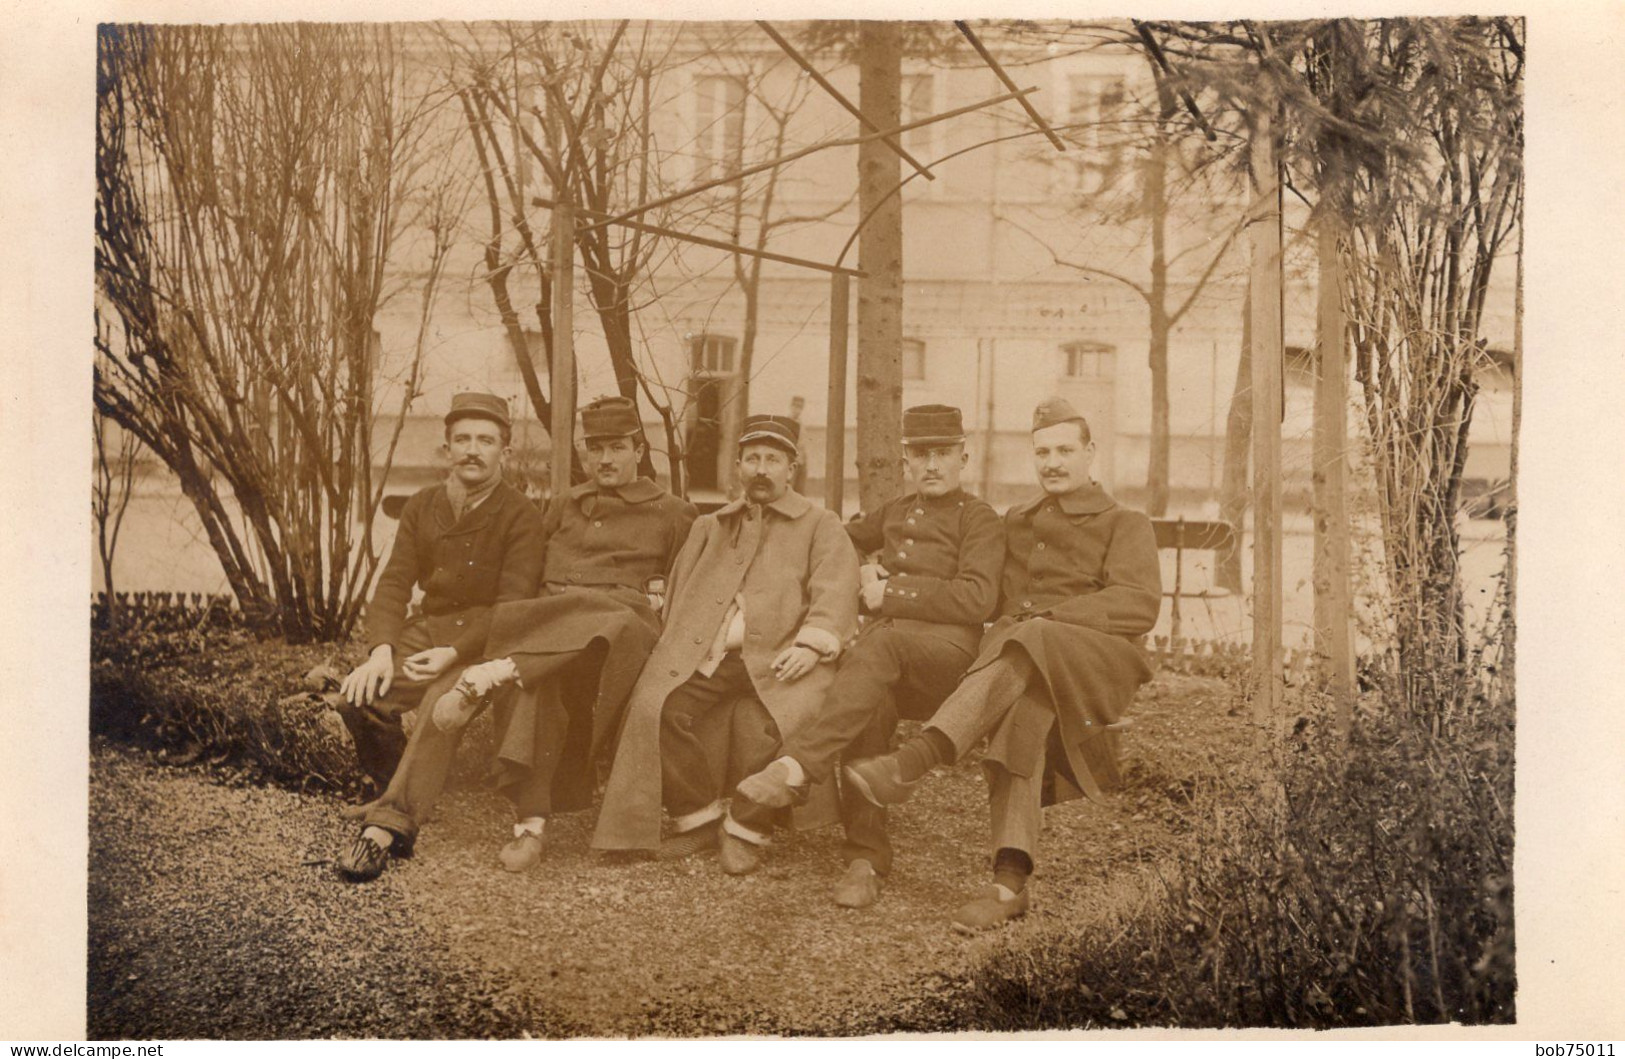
[
  {"left": 716, "top": 597, "right": 726, "bottom": 604},
  {"left": 669, "top": 669, "right": 679, "bottom": 677},
  {"left": 593, "top": 520, "right": 602, "bottom": 528},
  {"left": 468, "top": 560, "right": 475, "bottom": 565},
  {"left": 907, "top": 518, "right": 916, "bottom": 525},
  {"left": 456, "top": 618, "right": 467, "bottom": 626},
  {"left": 1037, "top": 542, "right": 1046, "bottom": 550},
  {"left": 693, "top": 636, "right": 703, "bottom": 644},
  {"left": 904, "top": 538, "right": 914, "bottom": 545},
  {"left": 913, "top": 509, "right": 923, "bottom": 515},
  {"left": 569, "top": 573, "right": 581, "bottom": 581},
  {"left": 1022, "top": 600, "right": 1033, "bottom": 609},
  {"left": 897, "top": 551, "right": 908, "bottom": 559}
]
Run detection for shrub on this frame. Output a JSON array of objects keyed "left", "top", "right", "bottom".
[{"left": 864, "top": 690, "right": 1514, "bottom": 1031}]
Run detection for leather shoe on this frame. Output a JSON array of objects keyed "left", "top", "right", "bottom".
[
  {"left": 717, "top": 829, "right": 763, "bottom": 876},
  {"left": 658, "top": 821, "right": 720, "bottom": 861},
  {"left": 736, "top": 758, "right": 808, "bottom": 810},
  {"left": 336, "top": 833, "right": 391, "bottom": 882},
  {"left": 832, "top": 859, "right": 882, "bottom": 908},
  {"left": 951, "top": 884, "right": 1031, "bottom": 933},
  {"left": 843, "top": 755, "right": 920, "bottom": 809},
  {"left": 499, "top": 831, "right": 546, "bottom": 873}
]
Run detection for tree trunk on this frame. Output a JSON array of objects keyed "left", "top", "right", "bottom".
[
  {"left": 1503, "top": 219, "right": 1520, "bottom": 690},
  {"left": 854, "top": 22, "right": 905, "bottom": 514},
  {"left": 1313, "top": 213, "right": 1355, "bottom": 742},
  {"left": 1145, "top": 132, "right": 1172, "bottom": 516},
  {"left": 1217, "top": 283, "right": 1252, "bottom": 592}
]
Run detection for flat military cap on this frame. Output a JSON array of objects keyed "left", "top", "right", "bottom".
[
  {"left": 902, "top": 404, "right": 966, "bottom": 445},
  {"left": 444, "top": 391, "right": 511, "bottom": 430},
  {"left": 739, "top": 413, "right": 800, "bottom": 456},
  {"left": 1031, "top": 395, "right": 1089, "bottom": 433},
  {"left": 580, "top": 395, "right": 643, "bottom": 441}
]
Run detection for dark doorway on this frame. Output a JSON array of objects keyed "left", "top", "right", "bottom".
[{"left": 686, "top": 376, "right": 723, "bottom": 492}]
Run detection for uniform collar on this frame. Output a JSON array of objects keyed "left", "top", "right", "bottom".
[
  {"left": 717, "top": 488, "right": 812, "bottom": 520},
  {"left": 568, "top": 476, "right": 665, "bottom": 505},
  {"left": 906, "top": 486, "right": 968, "bottom": 507},
  {"left": 433, "top": 480, "right": 514, "bottom": 530},
  {"left": 1012, "top": 480, "right": 1116, "bottom": 517}
]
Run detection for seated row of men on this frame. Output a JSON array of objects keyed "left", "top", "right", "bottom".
[{"left": 329, "top": 389, "right": 1163, "bottom": 932}]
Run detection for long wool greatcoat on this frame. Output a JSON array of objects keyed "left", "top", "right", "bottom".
[
  {"left": 591, "top": 489, "right": 860, "bottom": 850},
  {"left": 484, "top": 478, "right": 697, "bottom": 812},
  {"left": 974, "top": 480, "right": 1163, "bottom": 804}
]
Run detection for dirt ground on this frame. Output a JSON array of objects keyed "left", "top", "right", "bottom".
[{"left": 87, "top": 672, "right": 1250, "bottom": 1039}]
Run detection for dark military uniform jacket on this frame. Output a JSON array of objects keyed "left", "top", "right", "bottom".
[
  {"left": 364, "top": 481, "right": 545, "bottom": 662},
  {"left": 845, "top": 487, "right": 1006, "bottom": 653}
]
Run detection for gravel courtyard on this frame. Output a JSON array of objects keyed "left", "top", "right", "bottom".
[{"left": 88, "top": 672, "right": 1247, "bottom": 1039}]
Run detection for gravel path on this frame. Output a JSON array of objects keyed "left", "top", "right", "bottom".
[{"left": 88, "top": 673, "right": 1247, "bottom": 1038}]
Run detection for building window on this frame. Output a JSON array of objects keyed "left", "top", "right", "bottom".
[
  {"left": 1063, "top": 75, "right": 1128, "bottom": 195},
  {"left": 694, "top": 75, "right": 745, "bottom": 182},
  {"left": 690, "top": 333, "right": 737, "bottom": 374},
  {"left": 1061, "top": 340, "right": 1114, "bottom": 379},
  {"left": 902, "top": 73, "right": 935, "bottom": 157},
  {"left": 901, "top": 338, "right": 927, "bottom": 381}
]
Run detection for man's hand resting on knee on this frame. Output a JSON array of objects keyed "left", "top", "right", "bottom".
[{"left": 341, "top": 645, "right": 395, "bottom": 707}]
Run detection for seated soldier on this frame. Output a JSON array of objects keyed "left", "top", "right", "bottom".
[
  {"left": 333, "top": 392, "right": 543, "bottom": 795},
  {"left": 336, "top": 396, "right": 695, "bottom": 881},
  {"left": 845, "top": 397, "right": 1162, "bottom": 931},
  {"left": 590, "top": 414, "right": 859, "bottom": 873},
  {"left": 731, "top": 404, "right": 1005, "bottom": 908}
]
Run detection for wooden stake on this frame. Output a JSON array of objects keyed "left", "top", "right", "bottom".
[
  {"left": 1314, "top": 216, "right": 1356, "bottom": 743},
  {"left": 825, "top": 272, "right": 850, "bottom": 514},
  {"left": 550, "top": 199, "right": 576, "bottom": 499},
  {"left": 1247, "top": 107, "right": 1285, "bottom": 738}
]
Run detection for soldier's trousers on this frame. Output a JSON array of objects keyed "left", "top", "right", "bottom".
[
  {"left": 337, "top": 620, "right": 463, "bottom": 789},
  {"left": 363, "top": 649, "right": 580, "bottom": 845},
  {"left": 659, "top": 653, "right": 781, "bottom": 836},
  {"left": 772, "top": 625, "right": 975, "bottom": 875},
  {"left": 923, "top": 652, "right": 1054, "bottom": 865}
]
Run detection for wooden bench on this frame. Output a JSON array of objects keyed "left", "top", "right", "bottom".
[{"left": 1151, "top": 517, "right": 1238, "bottom": 643}]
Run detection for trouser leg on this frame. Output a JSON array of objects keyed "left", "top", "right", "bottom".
[
  {"left": 494, "top": 649, "right": 584, "bottom": 820},
  {"left": 362, "top": 698, "right": 472, "bottom": 846},
  {"left": 660, "top": 655, "right": 752, "bottom": 824},
  {"left": 339, "top": 622, "right": 447, "bottom": 788},
  {"left": 778, "top": 630, "right": 906, "bottom": 782},
  {"left": 924, "top": 652, "right": 1038, "bottom": 759},
  {"left": 839, "top": 701, "right": 900, "bottom": 874},
  {"left": 984, "top": 693, "right": 1055, "bottom": 864}
]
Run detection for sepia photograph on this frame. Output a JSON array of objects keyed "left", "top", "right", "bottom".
[{"left": 2, "top": 2, "right": 1620, "bottom": 1044}]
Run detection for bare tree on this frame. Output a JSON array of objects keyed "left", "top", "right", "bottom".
[
  {"left": 95, "top": 24, "right": 458, "bottom": 641},
  {"left": 442, "top": 21, "right": 711, "bottom": 487},
  {"left": 91, "top": 411, "right": 139, "bottom": 632}
]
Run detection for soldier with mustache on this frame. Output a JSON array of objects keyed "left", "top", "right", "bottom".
[
  {"left": 331, "top": 392, "right": 545, "bottom": 815},
  {"left": 844, "top": 397, "right": 1162, "bottom": 932},
  {"left": 730, "top": 404, "right": 1006, "bottom": 907}
]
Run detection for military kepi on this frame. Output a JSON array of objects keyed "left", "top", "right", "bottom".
[
  {"left": 445, "top": 391, "right": 511, "bottom": 430},
  {"left": 1031, "top": 395, "right": 1089, "bottom": 434},
  {"left": 580, "top": 395, "right": 643, "bottom": 441},
  {"left": 739, "top": 413, "right": 800, "bottom": 456},
  {"left": 902, "top": 404, "right": 966, "bottom": 445}
]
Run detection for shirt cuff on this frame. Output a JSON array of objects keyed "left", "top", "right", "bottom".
[{"left": 793, "top": 626, "right": 843, "bottom": 661}]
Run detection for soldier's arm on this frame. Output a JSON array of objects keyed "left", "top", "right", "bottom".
[
  {"left": 1041, "top": 510, "right": 1163, "bottom": 636},
  {"left": 364, "top": 490, "right": 425, "bottom": 655},
  {"left": 877, "top": 500, "right": 1007, "bottom": 625},
  {"left": 449, "top": 495, "right": 549, "bottom": 662},
  {"left": 843, "top": 503, "right": 886, "bottom": 558},
  {"left": 796, "top": 510, "right": 862, "bottom": 659}
]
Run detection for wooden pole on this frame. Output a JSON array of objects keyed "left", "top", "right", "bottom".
[
  {"left": 550, "top": 200, "right": 576, "bottom": 499},
  {"left": 825, "top": 272, "right": 850, "bottom": 514},
  {"left": 1247, "top": 106, "right": 1285, "bottom": 738},
  {"left": 1314, "top": 216, "right": 1356, "bottom": 743}
]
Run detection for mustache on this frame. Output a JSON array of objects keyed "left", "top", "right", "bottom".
[{"left": 458, "top": 457, "right": 486, "bottom": 467}]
